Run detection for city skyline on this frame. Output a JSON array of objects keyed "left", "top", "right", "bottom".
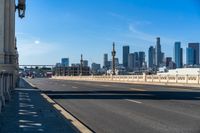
[
  {"left": 16, "top": 0, "right": 200, "bottom": 65},
  {"left": 53, "top": 38, "right": 200, "bottom": 68}
]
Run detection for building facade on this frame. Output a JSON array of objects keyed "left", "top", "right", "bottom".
[
  {"left": 174, "top": 42, "right": 183, "bottom": 68},
  {"left": 103, "top": 53, "right": 108, "bottom": 69},
  {"left": 186, "top": 48, "right": 195, "bottom": 65},
  {"left": 128, "top": 53, "right": 134, "bottom": 71},
  {"left": 83, "top": 60, "right": 88, "bottom": 67},
  {"left": 61, "top": 58, "right": 69, "bottom": 67},
  {"left": 155, "top": 37, "right": 162, "bottom": 67},
  {"left": 139, "top": 51, "right": 145, "bottom": 68},
  {"left": 133, "top": 52, "right": 139, "bottom": 71},
  {"left": 91, "top": 63, "right": 101, "bottom": 74},
  {"left": 123, "top": 46, "right": 130, "bottom": 69},
  {"left": 188, "top": 43, "right": 199, "bottom": 65},
  {"left": 148, "top": 46, "right": 155, "bottom": 68}
]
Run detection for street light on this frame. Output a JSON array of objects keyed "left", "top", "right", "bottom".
[{"left": 16, "top": 0, "right": 26, "bottom": 19}]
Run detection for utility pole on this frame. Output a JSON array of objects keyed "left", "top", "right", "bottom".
[
  {"left": 112, "top": 42, "right": 116, "bottom": 75},
  {"left": 80, "top": 54, "right": 83, "bottom": 76}
]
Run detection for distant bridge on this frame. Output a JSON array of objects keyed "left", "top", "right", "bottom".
[{"left": 19, "top": 65, "right": 55, "bottom": 68}]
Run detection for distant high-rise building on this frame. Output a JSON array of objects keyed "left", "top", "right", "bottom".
[
  {"left": 161, "top": 52, "right": 165, "bottom": 63},
  {"left": 111, "top": 58, "right": 119, "bottom": 68},
  {"left": 56, "top": 63, "right": 62, "bottom": 67},
  {"left": 128, "top": 53, "right": 134, "bottom": 71},
  {"left": 148, "top": 46, "right": 155, "bottom": 68},
  {"left": 71, "top": 63, "right": 80, "bottom": 67},
  {"left": 155, "top": 37, "right": 162, "bottom": 67},
  {"left": 186, "top": 48, "right": 195, "bottom": 65},
  {"left": 91, "top": 63, "right": 101, "bottom": 74},
  {"left": 107, "top": 61, "right": 112, "bottom": 69},
  {"left": 165, "top": 57, "right": 172, "bottom": 68},
  {"left": 180, "top": 48, "right": 183, "bottom": 67},
  {"left": 103, "top": 54, "right": 108, "bottom": 68},
  {"left": 123, "top": 46, "right": 130, "bottom": 69},
  {"left": 83, "top": 60, "right": 88, "bottom": 67},
  {"left": 138, "top": 51, "right": 145, "bottom": 68},
  {"left": 61, "top": 58, "right": 69, "bottom": 67},
  {"left": 188, "top": 43, "right": 200, "bottom": 65},
  {"left": 168, "top": 61, "right": 176, "bottom": 69},
  {"left": 174, "top": 42, "right": 183, "bottom": 68},
  {"left": 133, "top": 52, "right": 139, "bottom": 71}
]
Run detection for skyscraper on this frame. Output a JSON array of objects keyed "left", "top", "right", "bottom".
[
  {"left": 138, "top": 51, "right": 145, "bottom": 68},
  {"left": 174, "top": 42, "right": 183, "bottom": 68},
  {"left": 186, "top": 48, "right": 195, "bottom": 65},
  {"left": 91, "top": 63, "right": 101, "bottom": 74},
  {"left": 123, "top": 46, "right": 130, "bottom": 69},
  {"left": 148, "top": 46, "right": 155, "bottom": 68},
  {"left": 133, "top": 52, "right": 139, "bottom": 71},
  {"left": 165, "top": 57, "right": 172, "bottom": 68},
  {"left": 180, "top": 48, "right": 183, "bottom": 67},
  {"left": 128, "top": 53, "right": 134, "bottom": 71},
  {"left": 83, "top": 60, "right": 88, "bottom": 67},
  {"left": 188, "top": 43, "right": 200, "bottom": 65},
  {"left": 155, "top": 37, "right": 162, "bottom": 67},
  {"left": 161, "top": 52, "right": 165, "bottom": 64},
  {"left": 103, "top": 54, "right": 108, "bottom": 68}
]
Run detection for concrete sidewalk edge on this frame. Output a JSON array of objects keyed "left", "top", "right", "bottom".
[{"left": 24, "top": 79, "right": 93, "bottom": 133}]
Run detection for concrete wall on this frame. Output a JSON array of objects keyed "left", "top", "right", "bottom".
[{"left": 52, "top": 74, "right": 200, "bottom": 86}]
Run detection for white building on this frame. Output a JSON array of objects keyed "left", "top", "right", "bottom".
[{"left": 158, "top": 68, "right": 200, "bottom": 75}]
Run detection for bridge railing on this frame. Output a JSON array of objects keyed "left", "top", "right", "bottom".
[
  {"left": 52, "top": 74, "right": 200, "bottom": 86},
  {"left": 0, "top": 72, "right": 14, "bottom": 112}
]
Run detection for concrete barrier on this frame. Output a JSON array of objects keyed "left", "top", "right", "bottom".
[{"left": 52, "top": 74, "right": 200, "bottom": 87}]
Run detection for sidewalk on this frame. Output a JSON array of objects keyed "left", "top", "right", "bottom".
[{"left": 0, "top": 79, "right": 76, "bottom": 133}]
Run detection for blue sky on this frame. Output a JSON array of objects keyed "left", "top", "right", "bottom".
[{"left": 16, "top": 0, "right": 200, "bottom": 66}]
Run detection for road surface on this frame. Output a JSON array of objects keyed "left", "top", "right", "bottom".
[{"left": 25, "top": 78, "right": 200, "bottom": 133}]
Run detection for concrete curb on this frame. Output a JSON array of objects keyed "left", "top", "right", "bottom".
[
  {"left": 41, "top": 94, "right": 93, "bottom": 133},
  {"left": 24, "top": 79, "right": 93, "bottom": 133}
]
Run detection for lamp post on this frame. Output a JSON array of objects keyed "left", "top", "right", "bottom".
[
  {"left": 16, "top": 0, "right": 26, "bottom": 19},
  {"left": 80, "top": 54, "right": 83, "bottom": 76},
  {"left": 112, "top": 42, "right": 116, "bottom": 75}
]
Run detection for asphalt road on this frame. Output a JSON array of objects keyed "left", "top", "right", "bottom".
[{"left": 25, "top": 78, "right": 200, "bottom": 133}]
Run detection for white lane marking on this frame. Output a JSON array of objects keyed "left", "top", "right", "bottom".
[
  {"left": 125, "top": 99, "right": 142, "bottom": 104},
  {"left": 72, "top": 86, "right": 78, "bottom": 89},
  {"left": 100, "top": 84, "right": 110, "bottom": 87},
  {"left": 62, "top": 84, "right": 66, "bottom": 86},
  {"left": 174, "top": 88, "right": 200, "bottom": 92},
  {"left": 130, "top": 88, "right": 146, "bottom": 91}
]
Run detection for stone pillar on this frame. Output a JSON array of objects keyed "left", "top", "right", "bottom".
[
  {"left": 0, "top": 0, "right": 5, "bottom": 64},
  {"left": 0, "top": 0, "right": 17, "bottom": 105},
  {"left": 0, "top": 0, "right": 15, "bottom": 61}
]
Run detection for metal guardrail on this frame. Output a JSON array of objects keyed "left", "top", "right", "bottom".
[{"left": 0, "top": 72, "right": 14, "bottom": 112}]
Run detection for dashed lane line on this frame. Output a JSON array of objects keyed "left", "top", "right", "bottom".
[
  {"left": 130, "top": 88, "right": 147, "bottom": 91},
  {"left": 72, "top": 86, "right": 78, "bottom": 89},
  {"left": 100, "top": 84, "right": 110, "bottom": 87},
  {"left": 125, "top": 99, "right": 142, "bottom": 104}
]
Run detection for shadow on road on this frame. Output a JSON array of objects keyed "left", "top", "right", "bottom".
[{"left": 44, "top": 90, "right": 200, "bottom": 101}]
